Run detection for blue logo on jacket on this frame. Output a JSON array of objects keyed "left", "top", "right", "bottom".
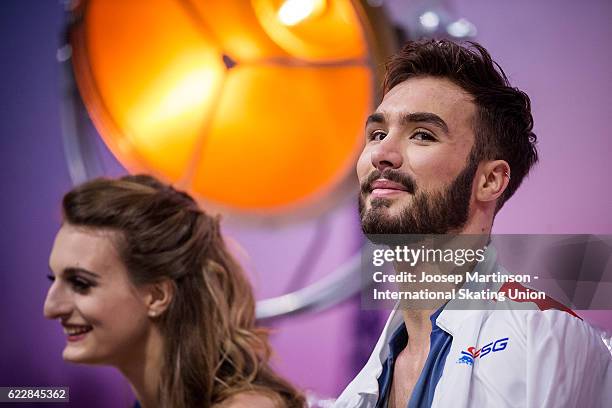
[
  {"left": 457, "top": 337, "right": 509, "bottom": 366},
  {"left": 457, "top": 353, "right": 475, "bottom": 366}
]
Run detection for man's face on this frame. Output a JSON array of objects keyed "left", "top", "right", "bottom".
[{"left": 357, "top": 76, "right": 477, "bottom": 234}]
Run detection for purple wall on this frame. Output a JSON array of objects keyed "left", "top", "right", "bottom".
[
  {"left": 449, "top": 0, "right": 612, "bottom": 332},
  {"left": 1, "top": 1, "right": 610, "bottom": 406},
  {"left": 455, "top": 0, "right": 612, "bottom": 234}
]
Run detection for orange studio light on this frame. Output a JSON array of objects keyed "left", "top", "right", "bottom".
[{"left": 68, "top": 0, "right": 396, "bottom": 218}]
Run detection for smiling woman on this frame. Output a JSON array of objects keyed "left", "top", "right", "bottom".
[{"left": 43, "top": 175, "right": 305, "bottom": 408}]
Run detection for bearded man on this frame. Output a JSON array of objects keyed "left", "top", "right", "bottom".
[{"left": 334, "top": 39, "right": 612, "bottom": 408}]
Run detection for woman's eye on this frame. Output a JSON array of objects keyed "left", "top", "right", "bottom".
[
  {"left": 46, "top": 274, "right": 55, "bottom": 283},
  {"left": 69, "top": 277, "right": 93, "bottom": 292},
  {"left": 369, "top": 130, "right": 387, "bottom": 141},
  {"left": 411, "top": 131, "right": 436, "bottom": 142}
]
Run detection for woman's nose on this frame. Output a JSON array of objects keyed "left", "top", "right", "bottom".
[{"left": 43, "top": 282, "right": 72, "bottom": 320}]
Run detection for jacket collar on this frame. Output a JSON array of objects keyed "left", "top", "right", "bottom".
[
  {"left": 436, "top": 245, "right": 499, "bottom": 334},
  {"left": 349, "top": 245, "right": 501, "bottom": 398}
]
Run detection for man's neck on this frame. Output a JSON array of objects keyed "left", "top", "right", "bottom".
[
  {"left": 395, "top": 231, "right": 491, "bottom": 349},
  {"left": 400, "top": 309, "right": 435, "bottom": 351}
]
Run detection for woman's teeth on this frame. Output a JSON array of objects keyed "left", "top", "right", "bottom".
[{"left": 63, "top": 326, "right": 92, "bottom": 335}]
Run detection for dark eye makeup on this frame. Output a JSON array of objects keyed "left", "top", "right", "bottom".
[
  {"left": 46, "top": 271, "right": 97, "bottom": 293},
  {"left": 68, "top": 276, "right": 94, "bottom": 292}
]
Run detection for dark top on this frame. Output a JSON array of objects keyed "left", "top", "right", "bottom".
[{"left": 375, "top": 306, "right": 453, "bottom": 408}]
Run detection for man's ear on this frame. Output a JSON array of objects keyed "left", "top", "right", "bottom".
[
  {"left": 144, "top": 279, "right": 174, "bottom": 318},
  {"left": 475, "top": 160, "right": 510, "bottom": 204}
]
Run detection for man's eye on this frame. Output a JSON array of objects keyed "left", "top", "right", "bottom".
[
  {"left": 411, "top": 131, "right": 436, "bottom": 142},
  {"left": 369, "top": 130, "right": 387, "bottom": 141}
]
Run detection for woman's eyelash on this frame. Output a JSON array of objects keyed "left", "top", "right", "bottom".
[
  {"left": 46, "top": 273, "right": 93, "bottom": 292},
  {"left": 68, "top": 276, "right": 95, "bottom": 292},
  {"left": 71, "top": 277, "right": 90, "bottom": 288}
]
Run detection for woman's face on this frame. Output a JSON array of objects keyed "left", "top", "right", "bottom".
[{"left": 44, "top": 224, "right": 152, "bottom": 366}]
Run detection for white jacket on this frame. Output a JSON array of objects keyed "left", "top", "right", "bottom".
[{"left": 335, "top": 248, "right": 612, "bottom": 408}]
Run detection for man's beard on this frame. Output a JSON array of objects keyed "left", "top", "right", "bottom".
[{"left": 359, "top": 159, "right": 478, "bottom": 235}]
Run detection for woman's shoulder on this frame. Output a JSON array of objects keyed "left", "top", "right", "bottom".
[{"left": 213, "top": 391, "right": 281, "bottom": 408}]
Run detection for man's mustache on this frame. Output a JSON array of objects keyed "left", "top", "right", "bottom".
[{"left": 360, "top": 169, "right": 417, "bottom": 195}]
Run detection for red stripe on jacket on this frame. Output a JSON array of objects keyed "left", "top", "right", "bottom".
[{"left": 498, "top": 281, "right": 582, "bottom": 320}]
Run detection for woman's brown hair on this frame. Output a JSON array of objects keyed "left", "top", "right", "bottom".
[{"left": 62, "top": 174, "right": 305, "bottom": 407}]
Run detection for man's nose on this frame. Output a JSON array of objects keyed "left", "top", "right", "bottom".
[
  {"left": 43, "top": 283, "right": 71, "bottom": 320},
  {"left": 371, "top": 136, "right": 403, "bottom": 171}
]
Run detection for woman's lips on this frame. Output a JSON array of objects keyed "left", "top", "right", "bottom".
[
  {"left": 67, "top": 332, "right": 89, "bottom": 342},
  {"left": 63, "top": 324, "right": 93, "bottom": 342}
]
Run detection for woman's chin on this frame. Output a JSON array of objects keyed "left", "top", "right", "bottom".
[{"left": 62, "top": 347, "right": 101, "bottom": 365}]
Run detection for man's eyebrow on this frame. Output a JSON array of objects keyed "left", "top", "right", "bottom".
[
  {"left": 401, "top": 112, "right": 449, "bottom": 133},
  {"left": 365, "top": 112, "right": 386, "bottom": 127}
]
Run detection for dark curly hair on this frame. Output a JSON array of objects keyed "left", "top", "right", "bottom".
[{"left": 383, "top": 39, "right": 538, "bottom": 211}]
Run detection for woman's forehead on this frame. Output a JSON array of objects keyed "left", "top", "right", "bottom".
[{"left": 49, "top": 224, "right": 124, "bottom": 277}]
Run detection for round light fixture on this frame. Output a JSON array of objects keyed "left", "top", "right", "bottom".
[{"left": 67, "top": 0, "right": 396, "bottom": 218}]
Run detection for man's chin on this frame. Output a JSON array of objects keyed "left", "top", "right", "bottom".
[
  {"left": 361, "top": 207, "right": 407, "bottom": 236},
  {"left": 369, "top": 196, "right": 391, "bottom": 209},
  {"left": 359, "top": 194, "right": 413, "bottom": 235},
  {"left": 368, "top": 197, "right": 407, "bottom": 217}
]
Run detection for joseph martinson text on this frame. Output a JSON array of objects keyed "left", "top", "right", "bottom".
[{"left": 371, "top": 271, "right": 546, "bottom": 301}]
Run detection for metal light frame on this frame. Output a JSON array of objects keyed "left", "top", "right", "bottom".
[{"left": 58, "top": 0, "right": 398, "bottom": 319}]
